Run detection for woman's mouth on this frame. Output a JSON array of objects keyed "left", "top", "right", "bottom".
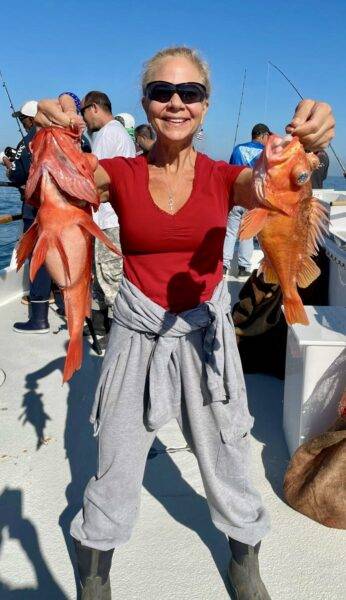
[{"left": 163, "top": 117, "right": 189, "bottom": 125}]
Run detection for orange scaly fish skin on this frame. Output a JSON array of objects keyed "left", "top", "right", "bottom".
[
  {"left": 16, "top": 127, "right": 121, "bottom": 381},
  {"left": 239, "top": 134, "right": 328, "bottom": 325}
]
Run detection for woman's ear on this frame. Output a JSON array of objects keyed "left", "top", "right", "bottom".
[{"left": 141, "top": 96, "right": 149, "bottom": 113}]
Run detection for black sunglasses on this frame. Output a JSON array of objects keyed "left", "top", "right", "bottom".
[
  {"left": 80, "top": 103, "right": 95, "bottom": 117},
  {"left": 145, "top": 81, "right": 207, "bottom": 104}
]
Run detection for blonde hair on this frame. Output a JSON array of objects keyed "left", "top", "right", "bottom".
[{"left": 142, "top": 46, "right": 211, "bottom": 97}]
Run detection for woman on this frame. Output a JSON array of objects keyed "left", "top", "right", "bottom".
[{"left": 36, "top": 47, "right": 334, "bottom": 599}]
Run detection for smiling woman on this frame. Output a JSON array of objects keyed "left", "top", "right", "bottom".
[{"left": 32, "top": 45, "right": 335, "bottom": 600}]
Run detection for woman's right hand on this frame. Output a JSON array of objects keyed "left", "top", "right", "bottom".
[{"left": 35, "top": 96, "right": 85, "bottom": 134}]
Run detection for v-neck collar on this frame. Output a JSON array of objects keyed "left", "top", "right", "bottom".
[{"left": 144, "top": 152, "right": 201, "bottom": 217}]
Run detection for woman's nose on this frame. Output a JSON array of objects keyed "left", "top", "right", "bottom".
[{"left": 168, "top": 92, "right": 184, "bottom": 109}]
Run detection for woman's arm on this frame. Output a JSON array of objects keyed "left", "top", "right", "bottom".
[
  {"left": 95, "top": 165, "right": 111, "bottom": 203},
  {"left": 232, "top": 168, "right": 254, "bottom": 209}
]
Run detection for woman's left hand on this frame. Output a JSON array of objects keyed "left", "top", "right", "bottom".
[{"left": 285, "top": 99, "right": 335, "bottom": 151}]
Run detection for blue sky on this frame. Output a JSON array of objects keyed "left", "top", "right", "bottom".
[{"left": 0, "top": 0, "right": 345, "bottom": 174}]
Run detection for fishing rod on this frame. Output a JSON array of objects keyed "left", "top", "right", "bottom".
[
  {"left": 0, "top": 69, "right": 26, "bottom": 141},
  {"left": 0, "top": 181, "right": 20, "bottom": 187},
  {"left": 268, "top": 61, "right": 346, "bottom": 176},
  {"left": 233, "top": 68, "right": 247, "bottom": 150},
  {"left": 0, "top": 213, "right": 22, "bottom": 225}
]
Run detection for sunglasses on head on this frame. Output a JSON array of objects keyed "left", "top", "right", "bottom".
[{"left": 145, "top": 81, "right": 207, "bottom": 104}]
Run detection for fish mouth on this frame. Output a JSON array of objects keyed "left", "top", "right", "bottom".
[{"left": 271, "top": 134, "right": 293, "bottom": 152}]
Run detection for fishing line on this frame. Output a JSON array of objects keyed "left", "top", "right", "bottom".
[
  {"left": 232, "top": 68, "right": 247, "bottom": 150},
  {"left": 264, "top": 61, "right": 270, "bottom": 122},
  {"left": 268, "top": 61, "right": 345, "bottom": 175}
]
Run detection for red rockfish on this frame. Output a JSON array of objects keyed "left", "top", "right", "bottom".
[
  {"left": 16, "top": 127, "right": 121, "bottom": 381},
  {"left": 240, "top": 134, "right": 328, "bottom": 325}
]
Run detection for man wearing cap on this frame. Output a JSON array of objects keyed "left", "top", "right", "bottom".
[
  {"left": 7, "top": 101, "right": 52, "bottom": 334},
  {"left": 80, "top": 91, "right": 136, "bottom": 349},
  {"left": 223, "top": 124, "right": 271, "bottom": 278}
]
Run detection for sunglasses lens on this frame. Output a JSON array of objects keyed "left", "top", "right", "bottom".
[
  {"left": 146, "top": 82, "right": 207, "bottom": 104},
  {"left": 148, "top": 84, "right": 174, "bottom": 103},
  {"left": 178, "top": 85, "right": 205, "bottom": 104}
]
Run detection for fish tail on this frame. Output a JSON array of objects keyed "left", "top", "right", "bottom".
[
  {"left": 30, "top": 234, "right": 48, "bottom": 282},
  {"left": 16, "top": 222, "right": 39, "bottom": 270},
  {"left": 63, "top": 334, "right": 83, "bottom": 382},
  {"left": 284, "top": 296, "right": 309, "bottom": 325}
]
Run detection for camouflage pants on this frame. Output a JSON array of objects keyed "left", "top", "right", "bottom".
[{"left": 92, "top": 227, "right": 122, "bottom": 313}]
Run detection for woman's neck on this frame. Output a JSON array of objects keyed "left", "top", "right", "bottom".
[{"left": 148, "top": 138, "right": 196, "bottom": 173}]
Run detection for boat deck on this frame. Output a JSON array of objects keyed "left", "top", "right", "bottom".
[{"left": 0, "top": 276, "right": 345, "bottom": 599}]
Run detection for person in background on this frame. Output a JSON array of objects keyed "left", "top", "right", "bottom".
[
  {"left": 6, "top": 100, "right": 53, "bottom": 333},
  {"left": 81, "top": 91, "right": 136, "bottom": 349},
  {"left": 224, "top": 123, "right": 271, "bottom": 278},
  {"left": 113, "top": 115, "right": 125, "bottom": 127},
  {"left": 114, "top": 112, "right": 136, "bottom": 142},
  {"left": 135, "top": 123, "right": 155, "bottom": 154},
  {"left": 311, "top": 149, "right": 329, "bottom": 189}
]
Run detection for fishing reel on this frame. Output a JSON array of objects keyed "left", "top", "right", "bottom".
[{"left": 4, "top": 146, "right": 16, "bottom": 161}]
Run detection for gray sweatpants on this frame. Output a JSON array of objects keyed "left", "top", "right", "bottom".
[{"left": 71, "top": 281, "right": 270, "bottom": 551}]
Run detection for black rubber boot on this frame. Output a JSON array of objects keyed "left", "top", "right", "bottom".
[
  {"left": 228, "top": 539, "right": 271, "bottom": 599},
  {"left": 13, "top": 300, "right": 50, "bottom": 334},
  {"left": 83, "top": 309, "right": 110, "bottom": 337},
  {"left": 237, "top": 266, "right": 252, "bottom": 278},
  {"left": 74, "top": 539, "right": 114, "bottom": 600}
]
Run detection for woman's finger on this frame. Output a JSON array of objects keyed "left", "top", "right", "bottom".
[
  {"left": 286, "top": 100, "right": 335, "bottom": 150},
  {"left": 286, "top": 99, "right": 316, "bottom": 130}
]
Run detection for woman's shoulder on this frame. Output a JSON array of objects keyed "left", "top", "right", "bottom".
[
  {"left": 197, "top": 152, "right": 245, "bottom": 184},
  {"left": 99, "top": 154, "right": 146, "bottom": 178}
]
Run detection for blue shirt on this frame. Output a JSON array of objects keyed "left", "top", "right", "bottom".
[{"left": 229, "top": 140, "right": 264, "bottom": 167}]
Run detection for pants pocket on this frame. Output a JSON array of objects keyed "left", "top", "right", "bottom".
[{"left": 215, "top": 415, "right": 254, "bottom": 495}]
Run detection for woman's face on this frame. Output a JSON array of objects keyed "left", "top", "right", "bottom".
[{"left": 143, "top": 56, "right": 209, "bottom": 145}]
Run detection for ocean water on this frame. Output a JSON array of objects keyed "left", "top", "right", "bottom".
[
  {"left": 0, "top": 166, "right": 345, "bottom": 271},
  {"left": 0, "top": 167, "right": 22, "bottom": 270}
]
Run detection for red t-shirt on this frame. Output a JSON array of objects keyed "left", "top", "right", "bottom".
[{"left": 100, "top": 153, "right": 244, "bottom": 313}]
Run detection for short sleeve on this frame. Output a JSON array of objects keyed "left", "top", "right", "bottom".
[
  {"left": 99, "top": 157, "right": 123, "bottom": 212},
  {"left": 229, "top": 146, "right": 244, "bottom": 165},
  {"left": 218, "top": 162, "right": 246, "bottom": 209}
]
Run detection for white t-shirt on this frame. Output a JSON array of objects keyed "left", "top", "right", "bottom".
[{"left": 91, "top": 119, "right": 135, "bottom": 229}]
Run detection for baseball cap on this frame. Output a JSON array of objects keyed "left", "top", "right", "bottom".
[
  {"left": 115, "top": 112, "right": 135, "bottom": 129},
  {"left": 251, "top": 123, "right": 271, "bottom": 138},
  {"left": 12, "top": 100, "right": 38, "bottom": 119}
]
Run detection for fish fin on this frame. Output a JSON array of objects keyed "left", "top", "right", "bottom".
[
  {"left": 63, "top": 334, "right": 83, "bottom": 382},
  {"left": 29, "top": 234, "right": 48, "bottom": 282},
  {"left": 258, "top": 258, "right": 279, "bottom": 284},
  {"left": 16, "top": 222, "right": 39, "bottom": 270},
  {"left": 239, "top": 208, "right": 269, "bottom": 240},
  {"left": 296, "top": 256, "right": 321, "bottom": 288},
  {"left": 55, "top": 237, "right": 71, "bottom": 284},
  {"left": 283, "top": 296, "right": 309, "bottom": 325},
  {"left": 79, "top": 218, "right": 122, "bottom": 256},
  {"left": 306, "top": 197, "right": 329, "bottom": 256}
]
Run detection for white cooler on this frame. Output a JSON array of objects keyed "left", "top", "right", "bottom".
[{"left": 283, "top": 305, "right": 346, "bottom": 456}]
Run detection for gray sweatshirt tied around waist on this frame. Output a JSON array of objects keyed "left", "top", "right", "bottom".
[{"left": 106, "top": 277, "right": 240, "bottom": 430}]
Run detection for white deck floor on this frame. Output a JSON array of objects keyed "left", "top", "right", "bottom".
[{"left": 0, "top": 275, "right": 345, "bottom": 599}]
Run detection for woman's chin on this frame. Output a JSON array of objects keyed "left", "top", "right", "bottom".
[{"left": 157, "top": 128, "right": 195, "bottom": 145}]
